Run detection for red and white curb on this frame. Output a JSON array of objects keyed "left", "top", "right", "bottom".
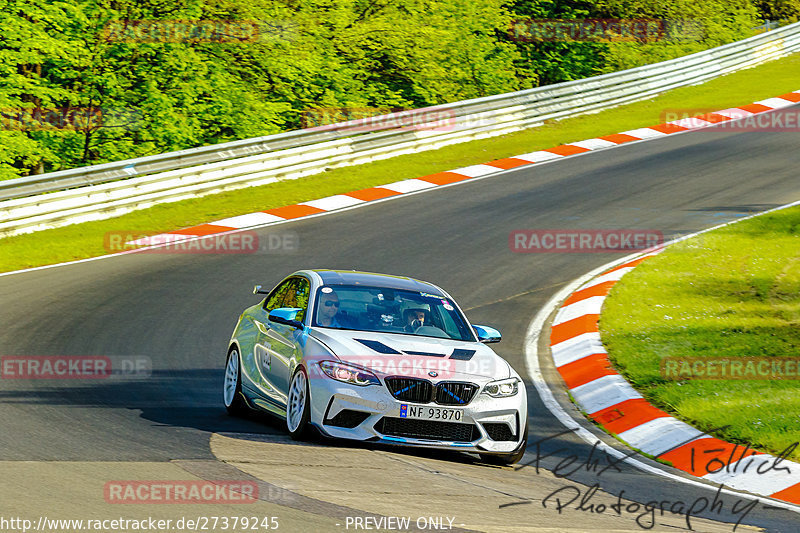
[
  {"left": 128, "top": 91, "right": 800, "bottom": 247},
  {"left": 549, "top": 253, "right": 800, "bottom": 506}
]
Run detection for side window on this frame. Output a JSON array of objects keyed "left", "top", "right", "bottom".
[
  {"left": 282, "top": 278, "right": 310, "bottom": 322},
  {"left": 263, "top": 279, "right": 294, "bottom": 311}
]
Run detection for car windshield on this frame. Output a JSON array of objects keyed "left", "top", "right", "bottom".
[{"left": 312, "top": 285, "right": 475, "bottom": 341}]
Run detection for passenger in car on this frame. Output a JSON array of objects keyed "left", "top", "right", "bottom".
[{"left": 317, "top": 291, "right": 345, "bottom": 328}]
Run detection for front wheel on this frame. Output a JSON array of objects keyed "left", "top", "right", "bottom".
[
  {"left": 286, "top": 367, "right": 311, "bottom": 440},
  {"left": 223, "top": 347, "right": 248, "bottom": 416}
]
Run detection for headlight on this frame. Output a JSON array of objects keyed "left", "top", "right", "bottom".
[
  {"left": 319, "top": 361, "right": 380, "bottom": 386},
  {"left": 483, "top": 377, "right": 519, "bottom": 397}
]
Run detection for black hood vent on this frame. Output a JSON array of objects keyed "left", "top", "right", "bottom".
[
  {"left": 355, "top": 338, "right": 402, "bottom": 354},
  {"left": 450, "top": 349, "right": 475, "bottom": 360}
]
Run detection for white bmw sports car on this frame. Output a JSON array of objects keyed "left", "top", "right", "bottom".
[{"left": 224, "top": 270, "right": 528, "bottom": 463}]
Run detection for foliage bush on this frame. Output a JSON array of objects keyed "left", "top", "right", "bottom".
[{"left": 0, "top": 0, "right": 770, "bottom": 178}]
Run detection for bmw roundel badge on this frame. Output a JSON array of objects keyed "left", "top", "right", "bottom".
[{"left": 428, "top": 371, "right": 438, "bottom": 377}]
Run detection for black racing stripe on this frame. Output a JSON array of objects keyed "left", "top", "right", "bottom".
[{"left": 403, "top": 350, "right": 446, "bottom": 357}]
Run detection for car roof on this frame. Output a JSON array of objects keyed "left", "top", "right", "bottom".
[{"left": 311, "top": 270, "right": 444, "bottom": 295}]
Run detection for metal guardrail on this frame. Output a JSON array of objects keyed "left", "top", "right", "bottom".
[
  {"left": 752, "top": 20, "right": 786, "bottom": 33},
  {"left": 2, "top": 22, "right": 800, "bottom": 237}
]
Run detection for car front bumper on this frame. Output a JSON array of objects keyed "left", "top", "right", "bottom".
[{"left": 308, "top": 374, "right": 527, "bottom": 454}]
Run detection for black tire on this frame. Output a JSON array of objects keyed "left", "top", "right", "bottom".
[
  {"left": 223, "top": 347, "right": 248, "bottom": 416},
  {"left": 480, "top": 420, "right": 528, "bottom": 465},
  {"left": 286, "top": 366, "right": 311, "bottom": 440}
]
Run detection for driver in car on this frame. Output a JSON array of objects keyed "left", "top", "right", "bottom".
[{"left": 403, "top": 308, "right": 427, "bottom": 333}]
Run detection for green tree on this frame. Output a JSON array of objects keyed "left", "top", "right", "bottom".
[
  {"left": 505, "top": 0, "right": 609, "bottom": 86},
  {"left": 0, "top": 0, "right": 777, "bottom": 179},
  {"left": 0, "top": 0, "right": 75, "bottom": 177},
  {"left": 592, "top": 0, "right": 760, "bottom": 71},
  {"left": 754, "top": 0, "right": 800, "bottom": 20}
]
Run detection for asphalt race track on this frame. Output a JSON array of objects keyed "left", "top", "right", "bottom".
[{"left": 1, "top": 115, "right": 799, "bottom": 532}]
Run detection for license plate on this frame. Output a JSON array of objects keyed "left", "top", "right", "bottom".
[{"left": 400, "top": 404, "right": 463, "bottom": 422}]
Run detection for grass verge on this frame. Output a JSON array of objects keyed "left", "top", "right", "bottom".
[
  {"left": 2, "top": 53, "right": 800, "bottom": 273},
  {"left": 601, "top": 206, "right": 800, "bottom": 461}
]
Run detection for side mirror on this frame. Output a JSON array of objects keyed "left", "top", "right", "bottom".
[
  {"left": 473, "top": 325, "right": 501, "bottom": 344},
  {"left": 254, "top": 285, "right": 270, "bottom": 295},
  {"left": 269, "top": 308, "right": 304, "bottom": 329}
]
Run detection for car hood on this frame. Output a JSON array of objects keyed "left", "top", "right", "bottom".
[{"left": 308, "top": 328, "right": 511, "bottom": 381}]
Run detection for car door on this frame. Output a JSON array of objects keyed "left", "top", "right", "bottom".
[
  {"left": 247, "top": 278, "right": 296, "bottom": 406},
  {"left": 265, "top": 277, "right": 310, "bottom": 404}
]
